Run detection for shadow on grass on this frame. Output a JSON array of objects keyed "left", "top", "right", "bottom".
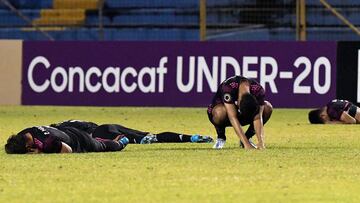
[
  {"left": 267, "top": 145, "right": 352, "bottom": 150},
  {"left": 124, "top": 145, "right": 248, "bottom": 152},
  {"left": 125, "top": 144, "right": 354, "bottom": 152}
]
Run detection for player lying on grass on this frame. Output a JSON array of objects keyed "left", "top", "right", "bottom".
[
  {"left": 308, "top": 99, "right": 360, "bottom": 124},
  {"left": 5, "top": 124, "right": 129, "bottom": 154},
  {"left": 207, "top": 76, "right": 273, "bottom": 149},
  {"left": 5, "top": 120, "right": 213, "bottom": 154},
  {"left": 51, "top": 120, "right": 213, "bottom": 144}
]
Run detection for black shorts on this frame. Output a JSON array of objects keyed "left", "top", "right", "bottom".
[
  {"left": 348, "top": 104, "right": 357, "bottom": 118},
  {"left": 92, "top": 124, "right": 148, "bottom": 143},
  {"left": 207, "top": 104, "right": 253, "bottom": 127}
]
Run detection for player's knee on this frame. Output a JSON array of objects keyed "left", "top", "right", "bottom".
[
  {"left": 264, "top": 101, "right": 273, "bottom": 116},
  {"left": 212, "top": 106, "right": 227, "bottom": 125}
]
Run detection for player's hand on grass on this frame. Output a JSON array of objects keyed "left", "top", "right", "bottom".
[
  {"left": 257, "top": 144, "right": 265, "bottom": 150},
  {"left": 243, "top": 143, "right": 256, "bottom": 150},
  {"left": 256, "top": 141, "right": 265, "bottom": 150}
]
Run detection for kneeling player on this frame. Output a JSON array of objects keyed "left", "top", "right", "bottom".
[
  {"left": 308, "top": 99, "right": 360, "bottom": 124},
  {"left": 207, "top": 76, "right": 273, "bottom": 149},
  {"left": 5, "top": 125, "right": 129, "bottom": 154}
]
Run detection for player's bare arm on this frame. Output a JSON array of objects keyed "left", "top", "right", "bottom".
[
  {"left": 224, "top": 103, "right": 254, "bottom": 149},
  {"left": 339, "top": 112, "right": 356, "bottom": 124},
  {"left": 253, "top": 105, "right": 265, "bottom": 149},
  {"left": 60, "top": 142, "right": 73, "bottom": 153}
]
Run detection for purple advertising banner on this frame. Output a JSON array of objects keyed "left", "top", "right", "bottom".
[{"left": 22, "top": 41, "right": 337, "bottom": 108}]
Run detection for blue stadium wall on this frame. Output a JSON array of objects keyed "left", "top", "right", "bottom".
[{"left": 1, "top": 0, "right": 360, "bottom": 41}]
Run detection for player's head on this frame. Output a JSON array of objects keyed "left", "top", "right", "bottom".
[
  {"left": 308, "top": 108, "right": 324, "bottom": 124},
  {"left": 240, "top": 93, "right": 259, "bottom": 119},
  {"left": 5, "top": 133, "right": 27, "bottom": 154}
]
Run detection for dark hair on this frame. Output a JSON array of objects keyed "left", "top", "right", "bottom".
[
  {"left": 5, "top": 134, "right": 27, "bottom": 154},
  {"left": 240, "top": 93, "right": 259, "bottom": 120},
  {"left": 308, "top": 109, "right": 324, "bottom": 124}
]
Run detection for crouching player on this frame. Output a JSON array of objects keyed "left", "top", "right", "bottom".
[
  {"left": 5, "top": 125, "right": 129, "bottom": 154},
  {"left": 308, "top": 99, "right": 360, "bottom": 124},
  {"left": 207, "top": 76, "right": 273, "bottom": 149}
]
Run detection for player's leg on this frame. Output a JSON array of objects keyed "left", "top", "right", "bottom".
[
  {"left": 244, "top": 100, "right": 273, "bottom": 139},
  {"left": 92, "top": 124, "right": 148, "bottom": 144},
  {"left": 59, "top": 126, "right": 128, "bottom": 152},
  {"left": 153, "top": 132, "right": 213, "bottom": 143},
  {"left": 350, "top": 104, "right": 360, "bottom": 123},
  {"left": 208, "top": 104, "right": 230, "bottom": 149},
  {"left": 93, "top": 137, "right": 129, "bottom": 152}
]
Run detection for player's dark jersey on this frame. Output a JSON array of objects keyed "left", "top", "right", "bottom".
[
  {"left": 17, "top": 126, "right": 72, "bottom": 153},
  {"left": 18, "top": 124, "right": 124, "bottom": 153},
  {"left": 210, "top": 76, "right": 265, "bottom": 108},
  {"left": 326, "top": 99, "right": 353, "bottom": 120},
  {"left": 50, "top": 120, "right": 98, "bottom": 134}
]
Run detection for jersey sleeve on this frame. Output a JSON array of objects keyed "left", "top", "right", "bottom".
[
  {"left": 250, "top": 84, "right": 265, "bottom": 105},
  {"left": 220, "top": 85, "right": 237, "bottom": 104},
  {"left": 42, "top": 135, "right": 63, "bottom": 153},
  {"left": 326, "top": 101, "right": 345, "bottom": 120}
]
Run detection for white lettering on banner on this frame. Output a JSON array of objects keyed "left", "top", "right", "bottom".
[
  {"left": 313, "top": 57, "right": 331, "bottom": 94},
  {"left": 260, "top": 57, "right": 278, "bottom": 93},
  {"left": 27, "top": 55, "right": 332, "bottom": 95},
  {"left": 51, "top": 66, "right": 67, "bottom": 93},
  {"left": 138, "top": 67, "right": 156, "bottom": 93},
  {"left": 120, "top": 67, "right": 137, "bottom": 93},
  {"left": 102, "top": 67, "right": 120, "bottom": 93},
  {"left": 157, "top": 57, "right": 168, "bottom": 93},
  {"left": 27, "top": 56, "right": 168, "bottom": 93},
  {"left": 243, "top": 56, "right": 258, "bottom": 78},
  {"left": 85, "top": 67, "right": 101, "bottom": 93},
  {"left": 68, "top": 67, "right": 85, "bottom": 92},
  {"left": 220, "top": 56, "right": 241, "bottom": 83},
  {"left": 28, "top": 56, "right": 50, "bottom": 93},
  {"left": 177, "top": 56, "right": 278, "bottom": 93},
  {"left": 197, "top": 56, "right": 218, "bottom": 93},
  {"left": 176, "top": 56, "right": 195, "bottom": 93},
  {"left": 294, "top": 57, "right": 312, "bottom": 94},
  {"left": 293, "top": 56, "right": 331, "bottom": 94}
]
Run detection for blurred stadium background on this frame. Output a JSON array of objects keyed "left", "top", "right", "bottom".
[{"left": 0, "top": 0, "right": 359, "bottom": 41}]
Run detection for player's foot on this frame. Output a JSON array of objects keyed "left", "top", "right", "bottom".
[
  {"left": 140, "top": 134, "right": 158, "bottom": 144},
  {"left": 239, "top": 139, "right": 257, "bottom": 149},
  {"left": 213, "top": 138, "right": 226, "bottom": 149},
  {"left": 191, "top": 135, "right": 214, "bottom": 143},
  {"left": 119, "top": 137, "right": 129, "bottom": 148}
]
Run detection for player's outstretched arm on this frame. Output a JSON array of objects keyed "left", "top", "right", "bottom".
[
  {"left": 60, "top": 142, "right": 73, "bottom": 153},
  {"left": 224, "top": 103, "right": 254, "bottom": 149},
  {"left": 253, "top": 105, "right": 265, "bottom": 149}
]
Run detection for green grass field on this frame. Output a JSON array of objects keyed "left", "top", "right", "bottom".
[{"left": 0, "top": 106, "right": 359, "bottom": 203}]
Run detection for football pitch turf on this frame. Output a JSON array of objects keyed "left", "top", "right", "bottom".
[{"left": 0, "top": 106, "right": 359, "bottom": 203}]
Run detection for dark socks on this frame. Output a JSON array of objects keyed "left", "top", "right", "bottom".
[
  {"left": 215, "top": 126, "right": 226, "bottom": 140},
  {"left": 155, "top": 132, "right": 192, "bottom": 142}
]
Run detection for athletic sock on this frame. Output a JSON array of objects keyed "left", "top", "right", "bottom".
[{"left": 156, "top": 132, "right": 192, "bottom": 142}]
